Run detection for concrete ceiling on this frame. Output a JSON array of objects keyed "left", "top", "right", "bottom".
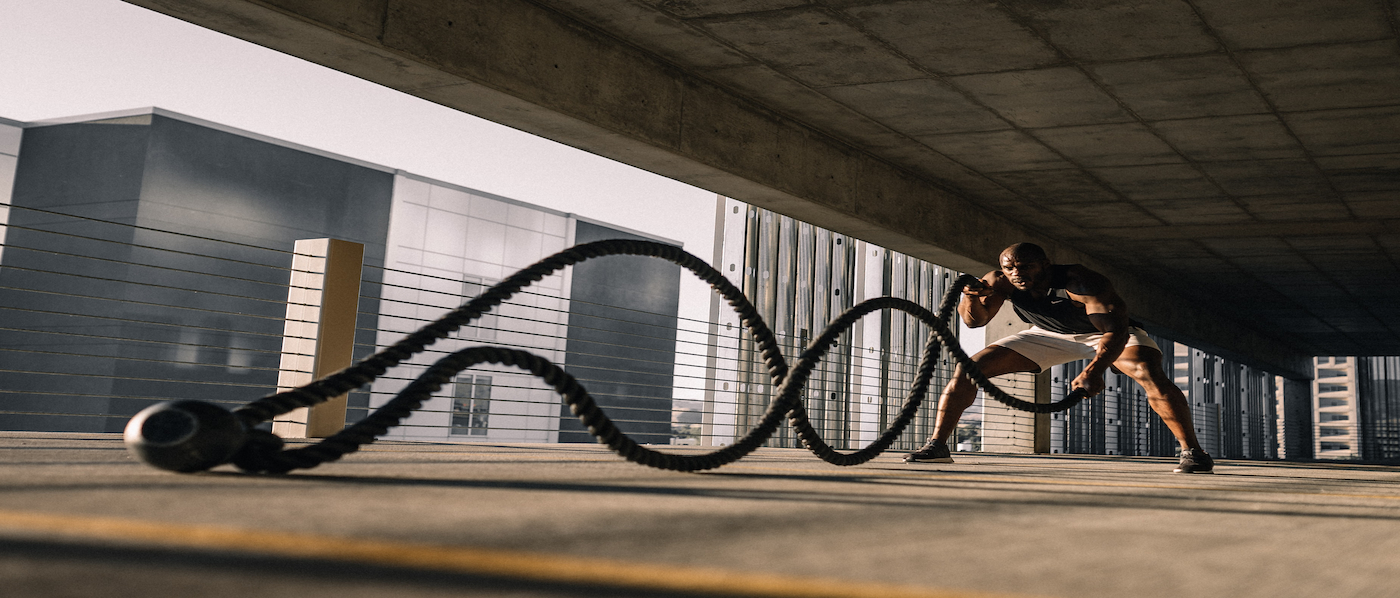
[
  {"left": 122, "top": 0, "right": 1400, "bottom": 377},
  {"left": 536, "top": 0, "right": 1400, "bottom": 362}
]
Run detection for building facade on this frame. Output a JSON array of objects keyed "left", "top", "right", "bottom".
[
  {"left": 705, "top": 197, "right": 1009, "bottom": 452},
  {"left": 1310, "top": 355, "right": 1400, "bottom": 463},
  {"left": 1046, "top": 338, "right": 1180, "bottom": 458},
  {"left": 1038, "top": 318, "right": 1280, "bottom": 460},
  {"left": 1357, "top": 356, "right": 1400, "bottom": 462},
  {"left": 1313, "top": 356, "right": 1360, "bottom": 459},
  {"left": 370, "top": 175, "right": 681, "bottom": 444},
  {"left": 708, "top": 198, "right": 1290, "bottom": 459},
  {"left": 0, "top": 108, "right": 680, "bottom": 443}
]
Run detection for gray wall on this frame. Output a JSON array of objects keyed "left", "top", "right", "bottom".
[
  {"left": 1359, "top": 357, "right": 1400, "bottom": 462},
  {"left": 557, "top": 221, "right": 681, "bottom": 444},
  {"left": 0, "top": 115, "right": 392, "bottom": 432},
  {"left": 1278, "top": 377, "right": 1314, "bottom": 460}
]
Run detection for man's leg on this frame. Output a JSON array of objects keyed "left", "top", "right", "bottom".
[
  {"left": 933, "top": 345, "right": 1040, "bottom": 442},
  {"left": 1112, "top": 345, "right": 1201, "bottom": 451},
  {"left": 1113, "top": 345, "right": 1213, "bottom": 473},
  {"left": 905, "top": 345, "right": 1038, "bottom": 462}
]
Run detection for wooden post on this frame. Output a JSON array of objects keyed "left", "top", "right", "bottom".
[
  {"left": 1034, "top": 370, "right": 1052, "bottom": 454},
  {"left": 273, "top": 238, "right": 364, "bottom": 438}
]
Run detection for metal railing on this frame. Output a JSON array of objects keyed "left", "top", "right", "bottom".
[
  {"left": 0, "top": 201, "right": 974, "bottom": 452},
  {"left": 0, "top": 199, "right": 1317, "bottom": 460}
]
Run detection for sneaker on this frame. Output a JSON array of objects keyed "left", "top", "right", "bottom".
[
  {"left": 1174, "top": 448, "right": 1214, "bottom": 474},
  {"left": 904, "top": 441, "right": 953, "bottom": 464}
]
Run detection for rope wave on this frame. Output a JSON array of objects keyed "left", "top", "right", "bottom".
[{"left": 214, "top": 239, "right": 1087, "bottom": 473}]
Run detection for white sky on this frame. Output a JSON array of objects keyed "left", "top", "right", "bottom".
[
  {"left": 0, "top": 0, "right": 718, "bottom": 254},
  {"left": 0, "top": 0, "right": 724, "bottom": 401}
]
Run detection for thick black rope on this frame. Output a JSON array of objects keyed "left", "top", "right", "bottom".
[{"left": 229, "top": 239, "right": 1087, "bottom": 473}]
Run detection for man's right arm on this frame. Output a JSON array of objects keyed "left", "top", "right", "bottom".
[{"left": 958, "top": 271, "right": 1008, "bottom": 328}]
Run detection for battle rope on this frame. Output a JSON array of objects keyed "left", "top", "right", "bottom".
[{"left": 124, "top": 239, "right": 1088, "bottom": 474}]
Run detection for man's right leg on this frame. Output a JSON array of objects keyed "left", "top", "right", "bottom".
[{"left": 905, "top": 345, "right": 1040, "bottom": 463}]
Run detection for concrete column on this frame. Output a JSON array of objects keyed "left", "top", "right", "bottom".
[
  {"left": 0, "top": 120, "right": 19, "bottom": 265},
  {"left": 1276, "top": 376, "right": 1314, "bottom": 460},
  {"left": 273, "top": 238, "right": 365, "bottom": 438},
  {"left": 975, "top": 308, "right": 1037, "bottom": 453},
  {"left": 1034, "top": 370, "right": 1052, "bottom": 454}
]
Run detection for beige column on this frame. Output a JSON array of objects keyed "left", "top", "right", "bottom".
[
  {"left": 976, "top": 308, "right": 1038, "bottom": 454},
  {"left": 273, "top": 238, "right": 365, "bottom": 438},
  {"left": 1034, "top": 370, "right": 1052, "bottom": 454}
]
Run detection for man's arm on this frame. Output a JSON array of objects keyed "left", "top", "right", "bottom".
[
  {"left": 1065, "top": 266, "right": 1131, "bottom": 395},
  {"left": 958, "top": 271, "right": 1011, "bottom": 328}
]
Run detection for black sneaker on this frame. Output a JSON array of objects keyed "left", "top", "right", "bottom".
[
  {"left": 1174, "top": 448, "right": 1214, "bottom": 474},
  {"left": 904, "top": 441, "right": 953, "bottom": 463}
]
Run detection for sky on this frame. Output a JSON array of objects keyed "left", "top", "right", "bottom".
[
  {"left": 0, "top": 2, "right": 717, "bottom": 250},
  {"left": 0, "top": 0, "right": 723, "bottom": 400}
]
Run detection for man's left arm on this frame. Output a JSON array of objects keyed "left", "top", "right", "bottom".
[{"left": 1067, "top": 267, "right": 1131, "bottom": 396}]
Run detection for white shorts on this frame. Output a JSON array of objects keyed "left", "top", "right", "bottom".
[{"left": 991, "top": 326, "right": 1159, "bottom": 373}]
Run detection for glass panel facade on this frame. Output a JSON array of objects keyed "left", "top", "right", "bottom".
[
  {"left": 0, "top": 114, "right": 392, "bottom": 432},
  {"left": 1358, "top": 357, "right": 1400, "bottom": 461},
  {"left": 709, "top": 197, "right": 1288, "bottom": 459},
  {"left": 370, "top": 174, "right": 572, "bottom": 443},
  {"left": 704, "top": 198, "right": 960, "bottom": 451},
  {"left": 0, "top": 109, "right": 680, "bottom": 441}
]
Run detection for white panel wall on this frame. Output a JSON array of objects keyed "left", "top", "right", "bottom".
[
  {"left": 0, "top": 121, "right": 21, "bottom": 264},
  {"left": 371, "top": 174, "right": 571, "bottom": 442},
  {"left": 701, "top": 196, "right": 747, "bottom": 446}
]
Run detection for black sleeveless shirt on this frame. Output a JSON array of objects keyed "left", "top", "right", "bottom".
[{"left": 1008, "top": 265, "right": 1101, "bottom": 335}]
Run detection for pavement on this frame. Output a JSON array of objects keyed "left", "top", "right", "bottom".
[{"left": 2, "top": 431, "right": 1398, "bottom": 598}]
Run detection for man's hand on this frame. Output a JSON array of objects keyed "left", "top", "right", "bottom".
[
  {"left": 963, "top": 277, "right": 994, "bottom": 297},
  {"left": 1071, "top": 369, "right": 1106, "bottom": 397},
  {"left": 958, "top": 271, "right": 1007, "bottom": 328}
]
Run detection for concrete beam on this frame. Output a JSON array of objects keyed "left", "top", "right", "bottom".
[{"left": 121, "top": 0, "right": 1312, "bottom": 378}]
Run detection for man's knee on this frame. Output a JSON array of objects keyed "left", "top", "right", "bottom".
[
  {"left": 946, "top": 366, "right": 975, "bottom": 389},
  {"left": 1121, "top": 360, "right": 1181, "bottom": 398},
  {"left": 942, "top": 366, "right": 980, "bottom": 400}
]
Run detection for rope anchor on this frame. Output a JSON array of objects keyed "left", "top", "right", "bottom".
[{"left": 123, "top": 239, "right": 1089, "bottom": 474}]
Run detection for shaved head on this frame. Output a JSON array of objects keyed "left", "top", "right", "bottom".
[{"left": 1001, "top": 242, "right": 1048, "bottom": 264}]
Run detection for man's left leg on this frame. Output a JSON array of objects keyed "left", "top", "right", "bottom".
[{"left": 1112, "top": 345, "right": 1214, "bottom": 473}]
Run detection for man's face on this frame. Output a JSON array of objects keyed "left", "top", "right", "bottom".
[{"left": 1000, "top": 252, "right": 1048, "bottom": 291}]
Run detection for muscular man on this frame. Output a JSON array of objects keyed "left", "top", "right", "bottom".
[{"left": 904, "top": 242, "right": 1214, "bottom": 474}]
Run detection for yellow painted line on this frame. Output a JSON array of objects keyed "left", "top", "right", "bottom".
[
  {"left": 721, "top": 464, "right": 1400, "bottom": 501},
  {"left": 0, "top": 509, "right": 1031, "bottom": 598}
]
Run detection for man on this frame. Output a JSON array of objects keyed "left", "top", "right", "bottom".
[{"left": 904, "top": 242, "right": 1214, "bottom": 473}]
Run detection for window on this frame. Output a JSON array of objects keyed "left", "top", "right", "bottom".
[
  {"left": 451, "top": 375, "right": 492, "bottom": 436},
  {"left": 457, "top": 278, "right": 498, "bottom": 340},
  {"left": 1318, "top": 383, "right": 1348, "bottom": 393}
]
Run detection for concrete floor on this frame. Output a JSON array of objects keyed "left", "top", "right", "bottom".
[{"left": 2, "top": 432, "right": 1398, "bottom": 598}]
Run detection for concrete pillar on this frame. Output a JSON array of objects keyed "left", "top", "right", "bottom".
[
  {"left": 974, "top": 307, "right": 1038, "bottom": 453},
  {"left": 273, "top": 238, "right": 365, "bottom": 438},
  {"left": 1034, "top": 370, "right": 1052, "bottom": 454},
  {"left": 1276, "top": 376, "right": 1314, "bottom": 460}
]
